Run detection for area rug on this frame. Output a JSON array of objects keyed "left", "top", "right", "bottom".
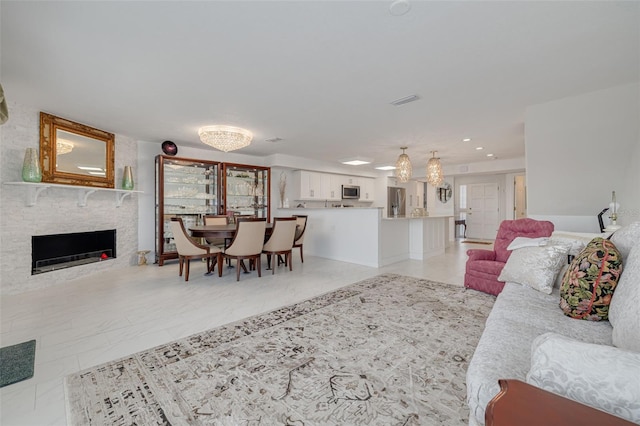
[
  {"left": 461, "top": 240, "right": 493, "bottom": 245},
  {"left": 0, "top": 339, "right": 36, "bottom": 387},
  {"left": 65, "top": 274, "right": 495, "bottom": 425}
]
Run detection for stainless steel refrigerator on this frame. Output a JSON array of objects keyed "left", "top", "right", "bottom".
[{"left": 387, "top": 187, "right": 406, "bottom": 217}]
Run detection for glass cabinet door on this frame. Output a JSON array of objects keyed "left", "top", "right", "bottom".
[
  {"left": 155, "top": 155, "right": 219, "bottom": 265},
  {"left": 222, "top": 163, "right": 270, "bottom": 222}
]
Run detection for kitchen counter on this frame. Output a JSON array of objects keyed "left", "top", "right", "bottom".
[
  {"left": 278, "top": 207, "right": 382, "bottom": 210},
  {"left": 381, "top": 215, "right": 450, "bottom": 220},
  {"left": 273, "top": 207, "right": 451, "bottom": 267}
]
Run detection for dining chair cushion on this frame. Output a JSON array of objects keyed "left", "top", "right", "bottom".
[
  {"left": 225, "top": 219, "right": 266, "bottom": 257},
  {"left": 264, "top": 218, "right": 298, "bottom": 252},
  {"left": 170, "top": 221, "right": 208, "bottom": 256},
  {"left": 204, "top": 215, "right": 228, "bottom": 226},
  {"left": 203, "top": 215, "right": 229, "bottom": 247}
]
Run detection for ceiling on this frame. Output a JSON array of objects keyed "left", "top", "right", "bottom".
[{"left": 2, "top": 1, "right": 638, "bottom": 170}]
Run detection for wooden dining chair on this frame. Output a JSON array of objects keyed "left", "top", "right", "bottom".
[
  {"left": 293, "top": 215, "right": 308, "bottom": 263},
  {"left": 223, "top": 218, "right": 266, "bottom": 281},
  {"left": 170, "top": 217, "right": 223, "bottom": 281},
  {"left": 262, "top": 217, "right": 298, "bottom": 274}
]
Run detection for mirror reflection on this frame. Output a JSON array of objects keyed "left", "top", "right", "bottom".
[
  {"left": 437, "top": 182, "right": 453, "bottom": 203},
  {"left": 56, "top": 130, "right": 107, "bottom": 177}
]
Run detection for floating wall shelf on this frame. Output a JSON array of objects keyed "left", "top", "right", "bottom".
[{"left": 4, "top": 182, "right": 142, "bottom": 207}]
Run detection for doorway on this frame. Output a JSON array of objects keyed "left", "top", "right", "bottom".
[{"left": 466, "top": 183, "right": 499, "bottom": 240}]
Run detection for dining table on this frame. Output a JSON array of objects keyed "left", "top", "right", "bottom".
[{"left": 189, "top": 222, "right": 274, "bottom": 240}]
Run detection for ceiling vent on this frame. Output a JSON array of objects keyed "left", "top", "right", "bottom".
[
  {"left": 390, "top": 94, "right": 420, "bottom": 106},
  {"left": 265, "top": 137, "right": 283, "bottom": 143}
]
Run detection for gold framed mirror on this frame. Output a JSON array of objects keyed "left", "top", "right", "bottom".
[{"left": 40, "top": 112, "right": 115, "bottom": 188}]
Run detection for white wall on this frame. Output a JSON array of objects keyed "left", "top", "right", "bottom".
[
  {"left": 622, "top": 134, "right": 640, "bottom": 222},
  {"left": 525, "top": 83, "right": 640, "bottom": 231}
]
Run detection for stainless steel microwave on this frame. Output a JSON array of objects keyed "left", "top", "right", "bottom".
[{"left": 342, "top": 185, "right": 360, "bottom": 199}]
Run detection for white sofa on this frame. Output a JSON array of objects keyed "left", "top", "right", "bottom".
[{"left": 466, "top": 223, "right": 640, "bottom": 426}]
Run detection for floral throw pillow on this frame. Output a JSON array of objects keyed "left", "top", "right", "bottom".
[{"left": 559, "top": 237, "right": 623, "bottom": 321}]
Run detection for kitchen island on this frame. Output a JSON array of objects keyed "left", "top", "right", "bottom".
[{"left": 275, "top": 207, "right": 452, "bottom": 267}]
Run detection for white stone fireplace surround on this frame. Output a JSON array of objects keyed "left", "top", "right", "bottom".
[{"left": 0, "top": 102, "right": 139, "bottom": 295}]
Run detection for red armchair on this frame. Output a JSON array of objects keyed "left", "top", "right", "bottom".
[{"left": 464, "top": 218, "right": 554, "bottom": 295}]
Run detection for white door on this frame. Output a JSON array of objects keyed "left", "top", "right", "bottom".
[{"left": 467, "top": 183, "right": 500, "bottom": 240}]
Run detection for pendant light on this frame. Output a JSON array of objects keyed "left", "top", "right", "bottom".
[
  {"left": 395, "top": 147, "right": 412, "bottom": 183},
  {"left": 426, "top": 151, "right": 443, "bottom": 187}
]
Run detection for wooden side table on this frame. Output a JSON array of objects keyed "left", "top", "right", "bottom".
[
  {"left": 455, "top": 219, "right": 467, "bottom": 238},
  {"left": 485, "top": 379, "right": 635, "bottom": 426}
]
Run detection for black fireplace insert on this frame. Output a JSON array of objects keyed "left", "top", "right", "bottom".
[{"left": 31, "top": 229, "right": 116, "bottom": 275}]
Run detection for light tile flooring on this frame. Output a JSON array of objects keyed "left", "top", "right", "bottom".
[{"left": 0, "top": 241, "right": 486, "bottom": 425}]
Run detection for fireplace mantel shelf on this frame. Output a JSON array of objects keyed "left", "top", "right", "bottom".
[{"left": 4, "top": 182, "right": 142, "bottom": 207}]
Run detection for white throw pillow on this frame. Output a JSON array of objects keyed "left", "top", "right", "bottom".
[
  {"left": 498, "top": 243, "right": 570, "bottom": 294},
  {"left": 610, "top": 222, "right": 640, "bottom": 264},
  {"left": 527, "top": 333, "right": 640, "bottom": 424},
  {"left": 550, "top": 231, "right": 610, "bottom": 257},
  {"left": 507, "top": 237, "right": 549, "bottom": 251},
  {"left": 609, "top": 244, "right": 640, "bottom": 352}
]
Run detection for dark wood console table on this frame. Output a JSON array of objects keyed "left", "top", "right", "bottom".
[
  {"left": 455, "top": 219, "right": 467, "bottom": 238},
  {"left": 485, "top": 379, "right": 635, "bottom": 426}
]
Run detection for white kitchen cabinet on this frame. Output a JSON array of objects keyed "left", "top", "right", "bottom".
[
  {"left": 294, "top": 171, "right": 373, "bottom": 202},
  {"left": 406, "top": 181, "right": 423, "bottom": 209},
  {"left": 359, "top": 177, "right": 375, "bottom": 201},
  {"left": 293, "top": 170, "right": 324, "bottom": 200},
  {"left": 344, "top": 176, "right": 359, "bottom": 186},
  {"left": 324, "top": 174, "right": 342, "bottom": 201}
]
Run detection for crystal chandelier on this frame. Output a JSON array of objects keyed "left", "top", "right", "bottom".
[
  {"left": 198, "top": 125, "right": 253, "bottom": 152},
  {"left": 395, "top": 147, "right": 412, "bottom": 183},
  {"left": 426, "top": 151, "right": 443, "bottom": 187},
  {"left": 56, "top": 140, "right": 74, "bottom": 155}
]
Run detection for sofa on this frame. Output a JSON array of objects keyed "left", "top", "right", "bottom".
[
  {"left": 466, "top": 222, "right": 640, "bottom": 426},
  {"left": 464, "top": 218, "right": 555, "bottom": 296}
]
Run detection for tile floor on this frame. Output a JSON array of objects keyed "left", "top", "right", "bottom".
[{"left": 0, "top": 241, "right": 486, "bottom": 425}]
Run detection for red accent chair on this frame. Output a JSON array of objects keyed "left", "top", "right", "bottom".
[{"left": 464, "top": 218, "right": 554, "bottom": 296}]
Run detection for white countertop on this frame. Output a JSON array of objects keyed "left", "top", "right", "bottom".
[
  {"left": 382, "top": 215, "right": 453, "bottom": 220},
  {"left": 277, "top": 207, "right": 382, "bottom": 210}
]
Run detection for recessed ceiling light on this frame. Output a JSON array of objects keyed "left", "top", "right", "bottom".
[
  {"left": 375, "top": 165, "right": 396, "bottom": 171},
  {"left": 342, "top": 159, "right": 372, "bottom": 166},
  {"left": 475, "top": 146, "right": 484, "bottom": 150},
  {"left": 462, "top": 138, "right": 471, "bottom": 142},
  {"left": 486, "top": 153, "right": 494, "bottom": 157},
  {"left": 389, "top": 0, "right": 411, "bottom": 16},
  {"left": 390, "top": 94, "right": 420, "bottom": 106}
]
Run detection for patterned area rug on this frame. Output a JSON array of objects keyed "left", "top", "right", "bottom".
[{"left": 65, "top": 274, "right": 495, "bottom": 425}]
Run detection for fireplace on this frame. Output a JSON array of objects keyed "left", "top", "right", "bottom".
[{"left": 32, "top": 230, "right": 116, "bottom": 275}]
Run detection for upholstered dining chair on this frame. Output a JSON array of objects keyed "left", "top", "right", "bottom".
[
  {"left": 223, "top": 218, "right": 266, "bottom": 281},
  {"left": 464, "top": 218, "right": 554, "bottom": 295},
  {"left": 170, "top": 217, "right": 223, "bottom": 282},
  {"left": 262, "top": 217, "right": 298, "bottom": 274},
  {"left": 203, "top": 215, "right": 229, "bottom": 248},
  {"left": 293, "top": 215, "right": 308, "bottom": 263}
]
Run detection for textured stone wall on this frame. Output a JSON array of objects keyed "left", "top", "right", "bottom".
[{"left": 0, "top": 102, "right": 139, "bottom": 295}]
